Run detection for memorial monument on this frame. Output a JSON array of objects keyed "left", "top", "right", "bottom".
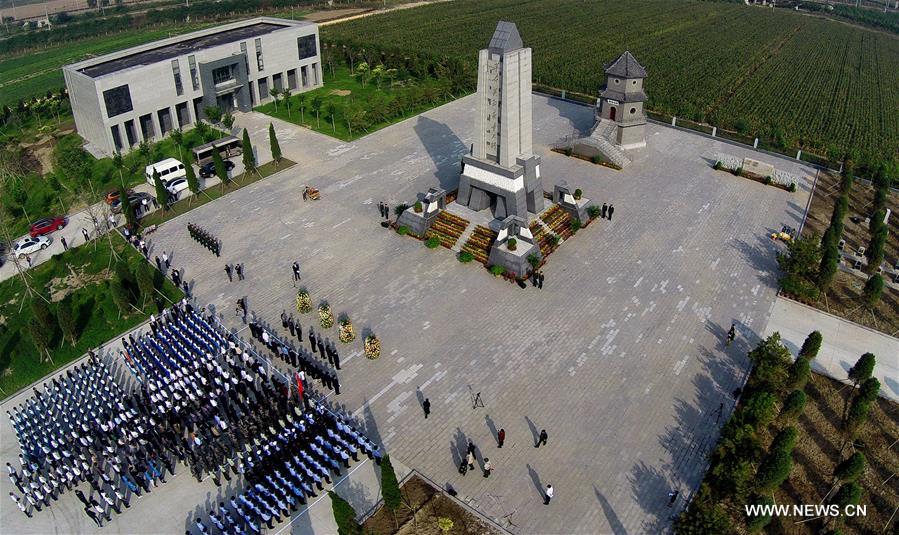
[{"left": 456, "top": 21, "right": 545, "bottom": 220}]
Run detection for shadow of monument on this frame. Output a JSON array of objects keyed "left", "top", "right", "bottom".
[
  {"left": 594, "top": 486, "right": 629, "bottom": 535},
  {"left": 412, "top": 116, "right": 466, "bottom": 192},
  {"left": 544, "top": 96, "right": 594, "bottom": 137}
]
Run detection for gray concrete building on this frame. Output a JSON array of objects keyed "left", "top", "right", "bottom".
[
  {"left": 457, "top": 21, "right": 544, "bottom": 220},
  {"left": 597, "top": 51, "right": 647, "bottom": 149},
  {"left": 63, "top": 17, "right": 322, "bottom": 156}
]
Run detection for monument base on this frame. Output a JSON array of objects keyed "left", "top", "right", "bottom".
[{"left": 457, "top": 154, "right": 544, "bottom": 220}]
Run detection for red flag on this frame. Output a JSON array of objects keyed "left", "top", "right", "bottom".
[{"left": 295, "top": 372, "right": 304, "bottom": 400}]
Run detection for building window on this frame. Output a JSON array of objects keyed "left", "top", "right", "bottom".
[
  {"left": 213, "top": 65, "right": 234, "bottom": 85},
  {"left": 272, "top": 73, "right": 283, "bottom": 91},
  {"left": 188, "top": 55, "right": 200, "bottom": 91},
  {"left": 255, "top": 38, "right": 264, "bottom": 72},
  {"left": 102, "top": 85, "right": 133, "bottom": 118},
  {"left": 139, "top": 113, "right": 155, "bottom": 140},
  {"left": 297, "top": 35, "right": 317, "bottom": 60},
  {"left": 312, "top": 63, "right": 319, "bottom": 86},
  {"left": 249, "top": 80, "right": 256, "bottom": 106},
  {"left": 240, "top": 42, "right": 250, "bottom": 74},
  {"left": 632, "top": 80, "right": 637, "bottom": 85},
  {"left": 630, "top": 107, "right": 636, "bottom": 114},
  {"left": 124, "top": 119, "right": 137, "bottom": 146},
  {"left": 614, "top": 78, "right": 620, "bottom": 85},
  {"left": 258, "top": 77, "right": 269, "bottom": 99},
  {"left": 171, "top": 60, "right": 184, "bottom": 96},
  {"left": 110, "top": 125, "right": 123, "bottom": 152},
  {"left": 176, "top": 102, "right": 191, "bottom": 127},
  {"left": 300, "top": 66, "right": 308, "bottom": 87},
  {"left": 287, "top": 69, "right": 297, "bottom": 90}
]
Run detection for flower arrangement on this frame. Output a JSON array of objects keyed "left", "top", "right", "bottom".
[
  {"left": 338, "top": 316, "right": 355, "bottom": 343},
  {"left": 364, "top": 335, "right": 381, "bottom": 359},
  {"left": 319, "top": 303, "right": 335, "bottom": 329},
  {"left": 296, "top": 289, "right": 312, "bottom": 313}
]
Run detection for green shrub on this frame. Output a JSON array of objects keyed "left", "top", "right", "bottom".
[
  {"left": 833, "top": 452, "right": 866, "bottom": 483},
  {"left": 734, "top": 166, "right": 743, "bottom": 176},
  {"left": 527, "top": 253, "right": 540, "bottom": 268},
  {"left": 713, "top": 161, "right": 722, "bottom": 171},
  {"left": 787, "top": 357, "right": 811, "bottom": 391},
  {"left": 741, "top": 391, "right": 778, "bottom": 429},
  {"left": 425, "top": 236, "right": 440, "bottom": 248},
  {"left": 799, "top": 331, "right": 823, "bottom": 359},
  {"left": 588, "top": 205, "right": 601, "bottom": 219},
  {"left": 780, "top": 390, "right": 807, "bottom": 420},
  {"left": 764, "top": 175, "right": 773, "bottom": 185},
  {"left": 863, "top": 273, "right": 884, "bottom": 306},
  {"left": 591, "top": 155, "right": 602, "bottom": 164},
  {"left": 570, "top": 219, "right": 581, "bottom": 233},
  {"left": 394, "top": 203, "right": 409, "bottom": 216},
  {"left": 788, "top": 182, "right": 797, "bottom": 192},
  {"left": 507, "top": 238, "right": 517, "bottom": 251},
  {"left": 458, "top": 251, "right": 474, "bottom": 263},
  {"left": 574, "top": 188, "right": 582, "bottom": 199},
  {"left": 564, "top": 147, "right": 573, "bottom": 156},
  {"left": 414, "top": 201, "right": 423, "bottom": 213},
  {"left": 489, "top": 265, "right": 505, "bottom": 276},
  {"left": 396, "top": 225, "right": 410, "bottom": 236},
  {"left": 550, "top": 234, "right": 561, "bottom": 246},
  {"left": 746, "top": 495, "right": 774, "bottom": 533}
]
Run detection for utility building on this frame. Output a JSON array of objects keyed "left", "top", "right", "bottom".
[{"left": 63, "top": 17, "right": 321, "bottom": 156}]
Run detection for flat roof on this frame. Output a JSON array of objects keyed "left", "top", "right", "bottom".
[{"left": 78, "top": 21, "right": 297, "bottom": 78}]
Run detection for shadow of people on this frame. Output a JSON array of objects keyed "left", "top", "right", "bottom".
[
  {"left": 412, "top": 116, "right": 466, "bottom": 191},
  {"left": 524, "top": 415, "right": 539, "bottom": 446},
  {"left": 526, "top": 464, "right": 544, "bottom": 501},
  {"left": 594, "top": 486, "right": 629, "bottom": 535},
  {"left": 485, "top": 414, "right": 497, "bottom": 442},
  {"left": 415, "top": 387, "right": 425, "bottom": 410}
]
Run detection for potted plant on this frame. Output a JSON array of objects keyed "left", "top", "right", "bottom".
[
  {"left": 574, "top": 188, "right": 582, "bottom": 200},
  {"left": 397, "top": 225, "right": 410, "bottom": 236},
  {"left": 426, "top": 236, "right": 440, "bottom": 248},
  {"left": 507, "top": 238, "right": 517, "bottom": 251},
  {"left": 318, "top": 303, "right": 335, "bottom": 329},
  {"left": 588, "top": 205, "right": 601, "bottom": 219},
  {"left": 338, "top": 316, "right": 355, "bottom": 343},
  {"left": 414, "top": 201, "right": 423, "bottom": 213},
  {"left": 296, "top": 289, "right": 312, "bottom": 313},
  {"left": 364, "top": 334, "right": 381, "bottom": 359}
]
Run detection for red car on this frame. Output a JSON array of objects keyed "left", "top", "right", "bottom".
[{"left": 29, "top": 216, "right": 67, "bottom": 237}]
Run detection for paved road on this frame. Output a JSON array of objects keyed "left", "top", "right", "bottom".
[
  {"left": 764, "top": 295, "right": 899, "bottom": 402},
  {"left": 1, "top": 94, "right": 816, "bottom": 534}
]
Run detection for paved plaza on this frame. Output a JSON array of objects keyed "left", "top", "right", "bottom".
[{"left": 1, "top": 94, "right": 815, "bottom": 534}]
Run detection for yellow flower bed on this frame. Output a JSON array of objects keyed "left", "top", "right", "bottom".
[{"left": 364, "top": 335, "right": 381, "bottom": 359}]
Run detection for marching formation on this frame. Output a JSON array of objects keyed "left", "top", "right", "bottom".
[{"left": 187, "top": 222, "right": 221, "bottom": 257}]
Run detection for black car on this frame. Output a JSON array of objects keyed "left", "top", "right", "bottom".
[
  {"left": 111, "top": 192, "right": 155, "bottom": 214},
  {"left": 199, "top": 160, "right": 235, "bottom": 178}
]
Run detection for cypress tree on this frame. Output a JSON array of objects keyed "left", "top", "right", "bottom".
[
  {"left": 863, "top": 274, "right": 884, "bottom": 307},
  {"left": 242, "top": 128, "right": 256, "bottom": 171},
  {"left": 212, "top": 146, "right": 228, "bottom": 185},
  {"left": 185, "top": 151, "right": 200, "bottom": 195},
  {"left": 798, "top": 331, "right": 822, "bottom": 359},
  {"left": 153, "top": 169, "right": 170, "bottom": 209},
  {"left": 56, "top": 298, "right": 78, "bottom": 346},
  {"left": 120, "top": 186, "right": 138, "bottom": 228},
  {"left": 31, "top": 299, "right": 55, "bottom": 332},
  {"left": 833, "top": 452, "right": 865, "bottom": 483},
  {"left": 269, "top": 123, "right": 282, "bottom": 163},
  {"left": 780, "top": 390, "right": 807, "bottom": 421},
  {"left": 135, "top": 261, "right": 155, "bottom": 307},
  {"left": 29, "top": 318, "right": 52, "bottom": 363},
  {"left": 848, "top": 353, "right": 876, "bottom": 387},
  {"left": 328, "top": 491, "right": 361, "bottom": 535},
  {"left": 787, "top": 357, "right": 811, "bottom": 391},
  {"left": 110, "top": 277, "right": 131, "bottom": 315},
  {"left": 380, "top": 454, "right": 402, "bottom": 519}
]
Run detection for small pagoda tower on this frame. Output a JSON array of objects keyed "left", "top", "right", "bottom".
[{"left": 597, "top": 51, "right": 647, "bottom": 149}]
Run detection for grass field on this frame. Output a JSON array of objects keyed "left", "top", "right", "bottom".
[
  {"left": 0, "top": 232, "right": 183, "bottom": 399},
  {"left": 322, "top": 0, "right": 899, "bottom": 157},
  {"left": 255, "top": 65, "right": 459, "bottom": 141}
]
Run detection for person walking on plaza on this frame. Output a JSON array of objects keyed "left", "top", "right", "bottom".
[
  {"left": 235, "top": 263, "right": 244, "bottom": 281},
  {"left": 224, "top": 264, "right": 233, "bottom": 282},
  {"left": 155, "top": 256, "right": 162, "bottom": 271},
  {"left": 292, "top": 262, "right": 301, "bottom": 285},
  {"left": 497, "top": 428, "right": 505, "bottom": 448},
  {"left": 466, "top": 451, "right": 476, "bottom": 471},
  {"left": 422, "top": 398, "right": 431, "bottom": 419},
  {"left": 601, "top": 203, "right": 608, "bottom": 219},
  {"left": 536, "top": 429, "right": 548, "bottom": 448},
  {"left": 81, "top": 228, "right": 90, "bottom": 243},
  {"left": 544, "top": 484, "right": 554, "bottom": 505},
  {"left": 727, "top": 323, "right": 736, "bottom": 346},
  {"left": 162, "top": 252, "right": 170, "bottom": 268},
  {"left": 482, "top": 458, "right": 492, "bottom": 478},
  {"left": 608, "top": 204, "right": 614, "bottom": 221},
  {"left": 60, "top": 236, "right": 68, "bottom": 251},
  {"left": 458, "top": 459, "right": 468, "bottom": 476}
]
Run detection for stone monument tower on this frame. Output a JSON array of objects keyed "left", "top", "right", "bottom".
[
  {"left": 597, "top": 51, "right": 647, "bottom": 149},
  {"left": 457, "top": 21, "right": 544, "bottom": 220}
]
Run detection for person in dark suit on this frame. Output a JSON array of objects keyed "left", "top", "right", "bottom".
[
  {"left": 608, "top": 204, "right": 615, "bottom": 221},
  {"left": 422, "top": 398, "right": 431, "bottom": 419}
]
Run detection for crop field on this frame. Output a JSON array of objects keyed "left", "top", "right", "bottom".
[{"left": 323, "top": 0, "right": 899, "bottom": 157}]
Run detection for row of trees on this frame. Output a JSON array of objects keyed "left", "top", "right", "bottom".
[
  {"left": 676, "top": 331, "right": 881, "bottom": 533},
  {"left": 328, "top": 454, "right": 402, "bottom": 534}
]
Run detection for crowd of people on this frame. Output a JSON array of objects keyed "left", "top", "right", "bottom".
[{"left": 187, "top": 222, "right": 221, "bottom": 257}]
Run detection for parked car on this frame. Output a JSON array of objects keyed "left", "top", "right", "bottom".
[
  {"left": 29, "top": 216, "right": 67, "bottom": 237},
  {"left": 166, "top": 177, "right": 190, "bottom": 198},
  {"left": 145, "top": 158, "right": 185, "bottom": 186},
  {"left": 105, "top": 188, "right": 134, "bottom": 205},
  {"left": 199, "top": 159, "right": 235, "bottom": 178},
  {"left": 14, "top": 235, "right": 51, "bottom": 258},
  {"left": 111, "top": 192, "right": 155, "bottom": 214}
]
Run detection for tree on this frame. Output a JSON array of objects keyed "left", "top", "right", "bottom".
[
  {"left": 110, "top": 277, "right": 131, "bottom": 316},
  {"left": 787, "top": 357, "right": 811, "bottom": 391},
  {"left": 380, "top": 454, "right": 402, "bottom": 524},
  {"left": 844, "top": 396, "right": 871, "bottom": 433},
  {"left": 221, "top": 113, "right": 235, "bottom": 131},
  {"left": 169, "top": 128, "right": 183, "bottom": 150},
  {"left": 325, "top": 103, "right": 337, "bottom": 132},
  {"left": 755, "top": 427, "right": 797, "bottom": 493},
  {"left": 281, "top": 88, "right": 292, "bottom": 118},
  {"left": 135, "top": 261, "right": 155, "bottom": 307},
  {"left": 847, "top": 353, "right": 875, "bottom": 387},
  {"left": 856, "top": 377, "right": 881, "bottom": 404},
  {"left": 674, "top": 485, "right": 732, "bottom": 535},
  {"left": 56, "top": 298, "right": 78, "bottom": 346},
  {"left": 29, "top": 318, "right": 53, "bottom": 364},
  {"left": 311, "top": 96, "right": 323, "bottom": 128},
  {"left": 241, "top": 129, "right": 256, "bottom": 172},
  {"left": 269, "top": 87, "right": 281, "bottom": 111},
  {"left": 864, "top": 224, "right": 887, "bottom": 275},
  {"left": 113, "top": 151, "right": 126, "bottom": 187},
  {"left": 356, "top": 62, "right": 370, "bottom": 87},
  {"left": 298, "top": 93, "right": 307, "bottom": 122},
  {"left": 372, "top": 63, "right": 385, "bottom": 89},
  {"left": 741, "top": 391, "right": 778, "bottom": 429},
  {"left": 204, "top": 106, "right": 222, "bottom": 124},
  {"left": 817, "top": 244, "right": 841, "bottom": 290},
  {"left": 780, "top": 390, "right": 807, "bottom": 421},
  {"left": 745, "top": 495, "right": 774, "bottom": 533},
  {"left": 153, "top": 169, "right": 170, "bottom": 209},
  {"left": 829, "top": 482, "right": 862, "bottom": 516},
  {"left": 862, "top": 273, "right": 884, "bottom": 307},
  {"left": 328, "top": 491, "right": 361, "bottom": 535},
  {"left": 798, "top": 331, "right": 822, "bottom": 359},
  {"left": 384, "top": 67, "right": 398, "bottom": 90},
  {"left": 31, "top": 299, "right": 55, "bottom": 332},
  {"left": 212, "top": 146, "right": 229, "bottom": 185},
  {"left": 120, "top": 186, "right": 137, "bottom": 229},
  {"left": 833, "top": 452, "right": 866, "bottom": 483},
  {"left": 746, "top": 333, "right": 792, "bottom": 394},
  {"left": 184, "top": 152, "right": 200, "bottom": 195},
  {"left": 268, "top": 123, "right": 282, "bottom": 163},
  {"left": 777, "top": 234, "right": 821, "bottom": 301}
]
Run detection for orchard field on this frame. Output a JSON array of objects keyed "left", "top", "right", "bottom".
[{"left": 322, "top": 0, "right": 899, "bottom": 158}]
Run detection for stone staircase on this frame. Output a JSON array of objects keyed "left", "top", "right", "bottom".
[
  {"left": 451, "top": 220, "right": 478, "bottom": 253},
  {"left": 540, "top": 204, "right": 575, "bottom": 241},
  {"left": 586, "top": 119, "right": 631, "bottom": 168},
  {"left": 426, "top": 211, "right": 469, "bottom": 249},
  {"left": 529, "top": 219, "right": 561, "bottom": 257},
  {"left": 461, "top": 225, "right": 498, "bottom": 265}
]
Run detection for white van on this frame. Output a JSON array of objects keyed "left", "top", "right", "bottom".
[{"left": 145, "top": 158, "right": 186, "bottom": 187}]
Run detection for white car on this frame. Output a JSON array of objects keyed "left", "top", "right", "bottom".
[
  {"left": 14, "top": 235, "right": 51, "bottom": 258},
  {"left": 166, "top": 177, "right": 190, "bottom": 198}
]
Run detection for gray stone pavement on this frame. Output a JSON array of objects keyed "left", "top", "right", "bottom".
[
  {"left": 764, "top": 296, "right": 899, "bottom": 402},
  {"left": 1, "top": 95, "right": 816, "bottom": 534}
]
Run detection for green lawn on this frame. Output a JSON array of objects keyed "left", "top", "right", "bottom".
[
  {"left": 0, "top": 232, "right": 182, "bottom": 399},
  {"left": 3, "top": 124, "right": 223, "bottom": 237},
  {"left": 139, "top": 158, "right": 296, "bottom": 227},
  {"left": 254, "top": 65, "right": 461, "bottom": 141}
]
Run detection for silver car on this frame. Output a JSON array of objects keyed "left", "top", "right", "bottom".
[{"left": 13, "top": 235, "right": 51, "bottom": 257}]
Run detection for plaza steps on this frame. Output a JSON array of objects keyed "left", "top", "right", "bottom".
[
  {"left": 461, "top": 225, "right": 498, "bottom": 265},
  {"left": 540, "top": 204, "right": 575, "bottom": 241},
  {"left": 587, "top": 119, "right": 631, "bottom": 168},
  {"left": 425, "top": 211, "right": 469, "bottom": 249},
  {"left": 452, "top": 220, "right": 478, "bottom": 253},
  {"left": 529, "top": 219, "right": 561, "bottom": 257}
]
